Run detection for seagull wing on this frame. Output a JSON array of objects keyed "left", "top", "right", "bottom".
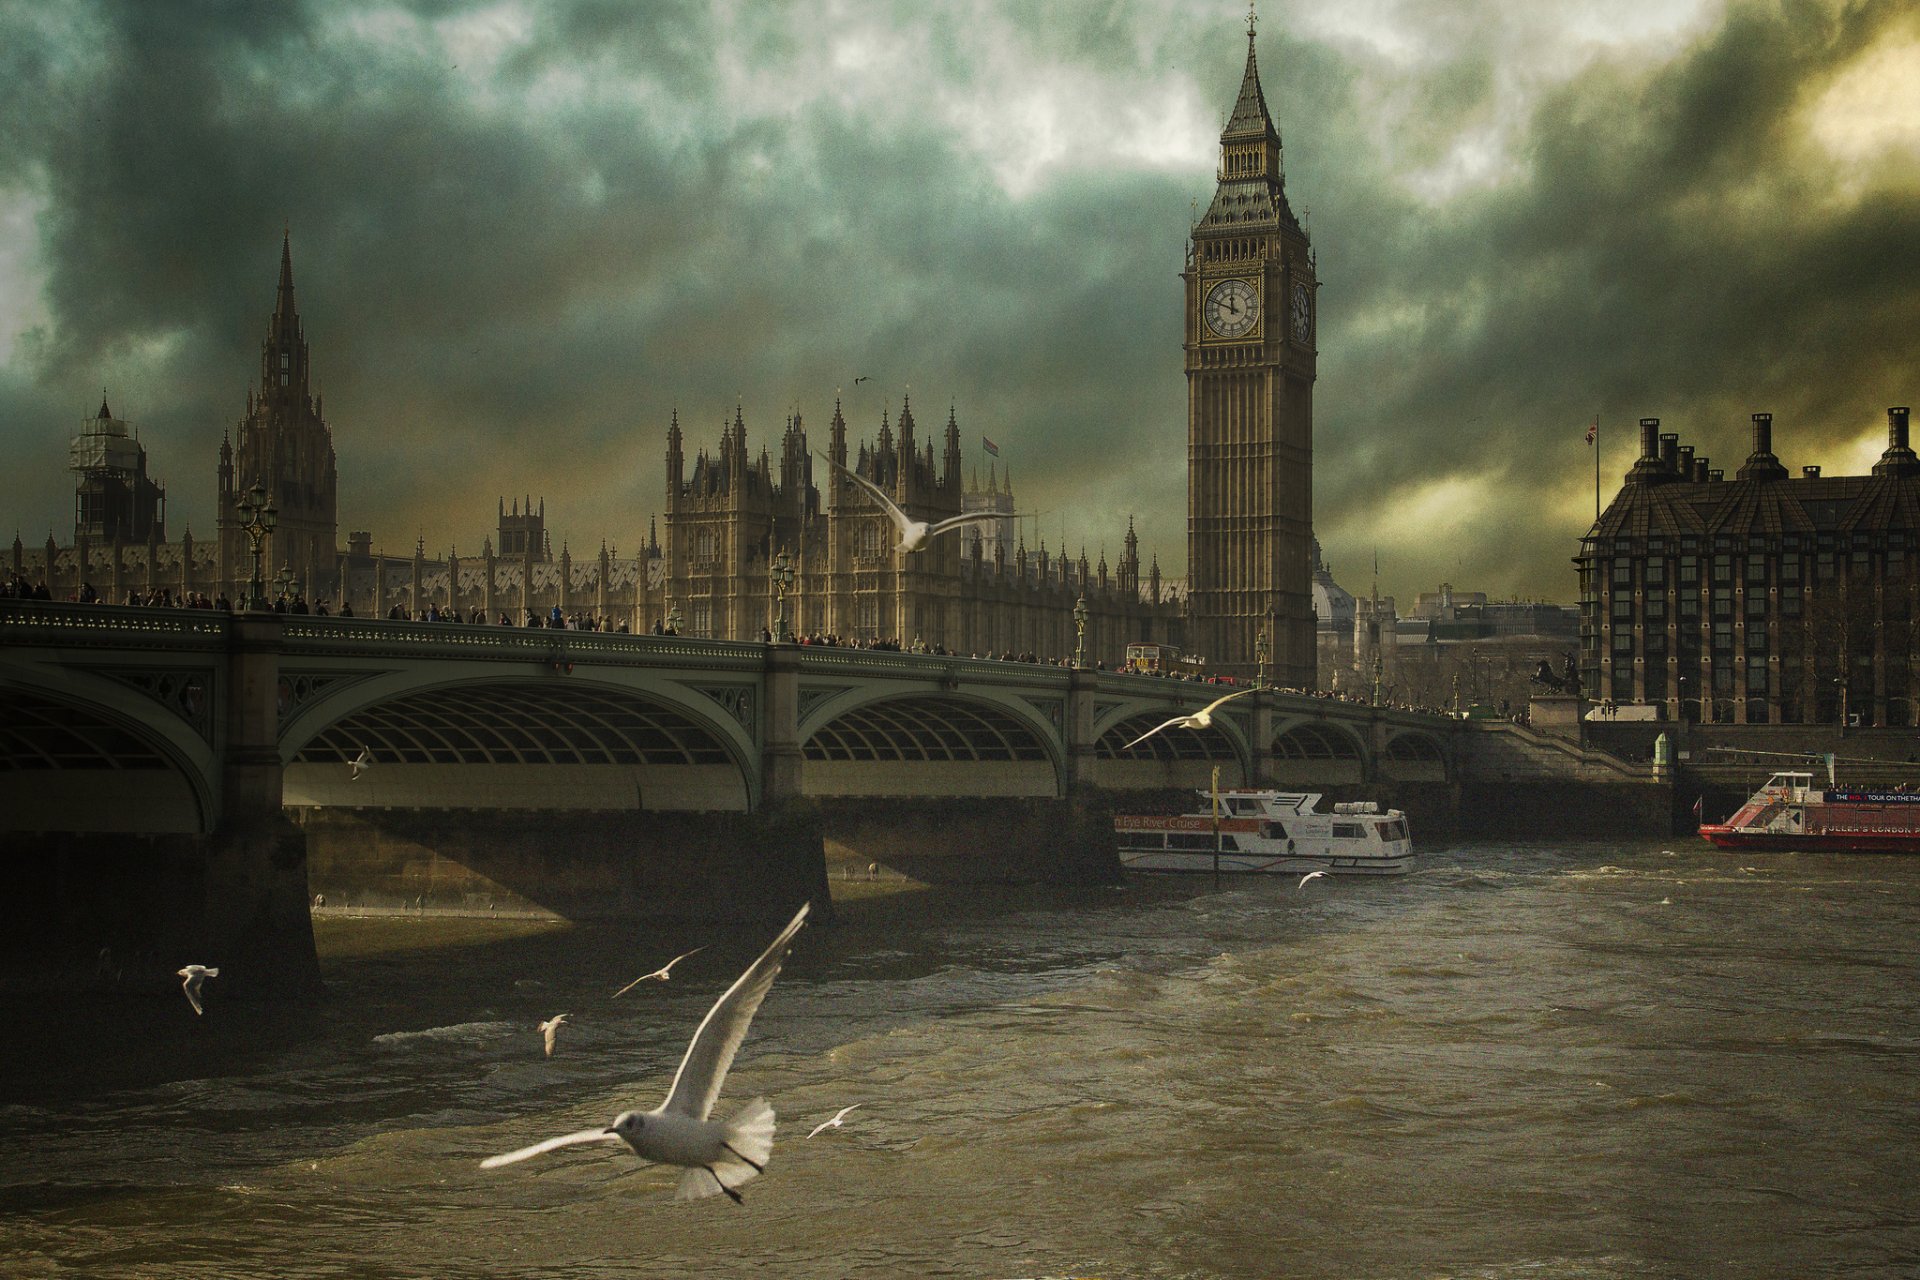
[
  {"left": 480, "top": 1128, "right": 619, "bottom": 1169},
  {"left": 660, "top": 903, "right": 810, "bottom": 1121},
  {"left": 182, "top": 977, "right": 203, "bottom": 1015},
  {"left": 806, "top": 1118, "right": 834, "bottom": 1139},
  {"left": 611, "top": 973, "right": 657, "bottom": 998},
  {"left": 1198, "top": 685, "right": 1259, "bottom": 717},
  {"left": 924, "top": 510, "right": 1011, "bottom": 538},
  {"left": 662, "top": 946, "right": 707, "bottom": 974},
  {"left": 1121, "top": 717, "right": 1185, "bottom": 751},
  {"left": 823, "top": 457, "right": 912, "bottom": 535},
  {"left": 833, "top": 1103, "right": 862, "bottom": 1124}
]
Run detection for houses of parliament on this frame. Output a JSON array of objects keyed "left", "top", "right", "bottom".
[{"left": 14, "top": 26, "right": 1318, "bottom": 683}]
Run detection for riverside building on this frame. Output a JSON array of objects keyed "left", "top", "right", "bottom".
[{"left": 1577, "top": 409, "right": 1919, "bottom": 726}]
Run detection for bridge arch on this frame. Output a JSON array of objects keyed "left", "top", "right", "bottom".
[
  {"left": 1270, "top": 717, "right": 1369, "bottom": 786},
  {"left": 1090, "top": 702, "right": 1251, "bottom": 790},
  {"left": 281, "top": 674, "right": 757, "bottom": 811},
  {"left": 1381, "top": 729, "right": 1449, "bottom": 782},
  {"left": 799, "top": 691, "right": 1064, "bottom": 798},
  {"left": 0, "top": 672, "right": 217, "bottom": 834}
]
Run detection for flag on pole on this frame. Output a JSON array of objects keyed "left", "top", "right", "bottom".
[
  {"left": 982, "top": 436, "right": 1000, "bottom": 457},
  {"left": 1585, "top": 416, "right": 1597, "bottom": 446}
]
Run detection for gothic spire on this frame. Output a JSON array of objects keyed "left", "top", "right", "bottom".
[{"left": 1222, "top": 12, "right": 1279, "bottom": 145}]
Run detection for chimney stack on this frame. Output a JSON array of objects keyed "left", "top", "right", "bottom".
[
  {"left": 1873, "top": 406, "right": 1918, "bottom": 477},
  {"left": 1628, "top": 418, "right": 1674, "bottom": 484},
  {"left": 1693, "top": 456, "right": 1710, "bottom": 483},
  {"left": 1737, "top": 411, "right": 1788, "bottom": 481}
]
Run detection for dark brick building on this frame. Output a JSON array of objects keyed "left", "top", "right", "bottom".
[{"left": 1577, "top": 408, "right": 1919, "bottom": 726}]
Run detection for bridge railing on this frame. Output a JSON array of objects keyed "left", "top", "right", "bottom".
[
  {"left": 275, "top": 616, "right": 769, "bottom": 670},
  {"left": 0, "top": 599, "right": 231, "bottom": 648}
]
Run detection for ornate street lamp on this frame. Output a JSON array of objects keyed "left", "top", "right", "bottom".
[
  {"left": 1254, "top": 625, "right": 1269, "bottom": 689},
  {"left": 1072, "top": 594, "right": 1089, "bottom": 667},
  {"left": 771, "top": 546, "right": 795, "bottom": 642},
  {"left": 666, "top": 600, "right": 683, "bottom": 635},
  {"left": 271, "top": 563, "right": 294, "bottom": 606},
  {"left": 234, "top": 480, "right": 278, "bottom": 610}
]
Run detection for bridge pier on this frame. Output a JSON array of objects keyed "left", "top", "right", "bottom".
[{"left": 214, "top": 616, "right": 320, "bottom": 995}]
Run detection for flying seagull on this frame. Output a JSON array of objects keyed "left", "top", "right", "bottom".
[
  {"left": 177, "top": 965, "right": 219, "bottom": 1015},
  {"left": 1295, "top": 870, "right": 1326, "bottom": 892},
  {"left": 1120, "top": 686, "right": 1259, "bottom": 751},
  {"left": 538, "top": 1014, "right": 569, "bottom": 1057},
  {"left": 350, "top": 746, "right": 374, "bottom": 780},
  {"left": 819, "top": 454, "right": 1005, "bottom": 553},
  {"left": 853, "top": 375, "right": 870, "bottom": 384},
  {"left": 482, "top": 902, "right": 812, "bottom": 1204},
  {"left": 612, "top": 947, "right": 708, "bottom": 998},
  {"left": 806, "top": 1104, "right": 863, "bottom": 1139}
]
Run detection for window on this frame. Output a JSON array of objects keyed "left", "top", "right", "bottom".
[
  {"left": 1646, "top": 561, "right": 1666, "bottom": 586},
  {"left": 1680, "top": 595, "right": 1700, "bottom": 619},
  {"left": 1613, "top": 599, "right": 1633, "bottom": 619},
  {"left": 1645, "top": 598, "right": 1666, "bottom": 621},
  {"left": 1331, "top": 823, "right": 1366, "bottom": 839},
  {"left": 1613, "top": 633, "right": 1634, "bottom": 653},
  {"left": 1747, "top": 665, "right": 1770, "bottom": 692},
  {"left": 691, "top": 600, "right": 712, "bottom": 636},
  {"left": 1712, "top": 588, "right": 1732, "bottom": 617},
  {"left": 1746, "top": 594, "right": 1767, "bottom": 617},
  {"left": 1747, "top": 626, "right": 1769, "bottom": 652},
  {"left": 1680, "top": 556, "right": 1699, "bottom": 585},
  {"left": 1782, "top": 593, "right": 1802, "bottom": 617},
  {"left": 1713, "top": 622, "right": 1733, "bottom": 651},
  {"left": 1747, "top": 557, "right": 1767, "bottom": 583},
  {"left": 1781, "top": 553, "right": 1801, "bottom": 583},
  {"left": 1612, "top": 562, "right": 1632, "bottom": 587},
  {"left": 1712, "top": 556, "right": 1732, "bottom": 583}
]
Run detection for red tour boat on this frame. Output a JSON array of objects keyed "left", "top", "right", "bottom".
[{"left": 1699, "top": 760, "right": 1920, "bottom": 854}]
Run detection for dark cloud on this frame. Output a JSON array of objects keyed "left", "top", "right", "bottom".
[{"left": 1, "top": 0, "right": 1914, "bottom": 599}]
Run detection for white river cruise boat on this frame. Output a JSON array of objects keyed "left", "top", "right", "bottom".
[{"left": 1114, "top": 789, "right": 1414, "bottom": 876}]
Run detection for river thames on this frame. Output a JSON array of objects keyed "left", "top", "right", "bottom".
[{"left": 3, "top": 837, "right": 1916, "bottom": 1279}]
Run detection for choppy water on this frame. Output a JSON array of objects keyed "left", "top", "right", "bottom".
[{"left": 4, "top": 840, "right": 1918, "bottom": 1279}]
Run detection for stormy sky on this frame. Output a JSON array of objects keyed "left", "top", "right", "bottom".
[{"left": 2, "top": 0, "right": 1916, "bottom": 603}]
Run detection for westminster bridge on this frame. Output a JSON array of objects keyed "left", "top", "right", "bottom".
[{"left": 0, "top": 601, "right": 1654, "bottom": 989}]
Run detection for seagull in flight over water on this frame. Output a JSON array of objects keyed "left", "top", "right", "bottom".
[
  {"left": 177, "top": 965, "right": 218, "bottom": 1015},
  {"left": 1295, "top": 870, "right": 1326, "bottom": 892},
  {"left": 1121, "top": 686, "right": 1259, "bottom": 751},
  {"left": 612, "top": 947, "right": 708, "bottom": 997},
  {"left": 538, "top": 1014, "right": 569, "bottom": 1057},
  {"left": 806, "top": 1104, "right": 863, "bottom": 1138},
  {"left": 820, "top": 453, "right": 1006, "bottom": 553},
  {"left": 482, "top": 903, "right": 812, "bottom": 1204},
  {"left": 350, "top": 746, "right": 374, "bottom": 780}
]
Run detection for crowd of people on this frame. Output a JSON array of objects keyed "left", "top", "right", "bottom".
[{"left": 0, "top": 579, "right": 1480, "bottom": 713}]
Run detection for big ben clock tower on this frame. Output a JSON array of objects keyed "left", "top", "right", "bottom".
[{"left": 1185, "top": 14, "right": 1316, "bottom": 686}]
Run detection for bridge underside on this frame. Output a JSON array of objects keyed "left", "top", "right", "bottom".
[
  {"left": 1092, "top": 712, "right": 1247, "bottom": 790},
  {"left": 801, "top": 695, "right": 1058, "bottom": 798},
  {"left": 0, "top": 688, "right": 205, "bottom": 834},
  {"left": 286, "top": 682, "right": 750, "bottom": 811}
]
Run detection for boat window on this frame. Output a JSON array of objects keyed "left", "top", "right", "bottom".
[
  {"left": 1262, "top": 821, "right": 1287, "bottom": 839},
  {"left": 1332, "top": 822, "right": 1366, "bottom": 839}
]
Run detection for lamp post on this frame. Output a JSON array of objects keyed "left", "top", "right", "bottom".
[
  {"left": 234, "top": 480, "right": 278, "bottom": 611},
  {"left": 771, "top": 547, "right": 795, "bottom": 642},
  {"left": 1254, "top": 625, "right": 1268, "bottom": 689},
  {"left": 1073, "top": 594, "right": 1088, "bottom": 667},
  {"left": 666, "top": 601, "right": 683, "bottom": 636},
  {"left": 271, "top": 563, "right": 294, "bottom": 609}
]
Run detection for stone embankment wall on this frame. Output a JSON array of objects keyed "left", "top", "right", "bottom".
[{"left": 1453, "top": 721, "right": 1671, "bottom": 837}]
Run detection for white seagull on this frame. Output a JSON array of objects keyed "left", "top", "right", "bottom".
[
  {"left": 177, "top": 965, "right": 219, "bottom": 1015},
  {"left": 1295, "top": 870, "right": 1326, "bottom": 892},
  {"left": 612, "top": 947, "right": 708, "bottom": 998},
  {"left": 806, "top": 1104, "right": 863, "bottom": 1139},
  {"left": 482, "top": 902, "right": 811, "bottom": 1204},
  {"left": 538, "top": 1014, "right": 569, "bottom": 1057},
  {"left": 820, "top": 454, "right": 1005, "bottom": 553},
  {"left": 1120, "top": 686, "right": 1259, "bottom": 751},
  {"left": 349, "top": 746, "right": 375, "bottom": 780}
]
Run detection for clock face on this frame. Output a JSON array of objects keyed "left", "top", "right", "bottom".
[
  {"left": 1203, "top": 278, "right": 1260, "bottom": 339},
  {"left": 1292, "top": 283, "right": 1312, "bottom": 342}
]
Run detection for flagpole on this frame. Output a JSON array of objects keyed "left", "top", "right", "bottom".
[{"left": 1593, "top": 415, "right": 1600, "bottom": 524}]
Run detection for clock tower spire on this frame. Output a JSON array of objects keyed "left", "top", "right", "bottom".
[{"left": 1184, "top": 14, "right": 1316, "bottom": 685}]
